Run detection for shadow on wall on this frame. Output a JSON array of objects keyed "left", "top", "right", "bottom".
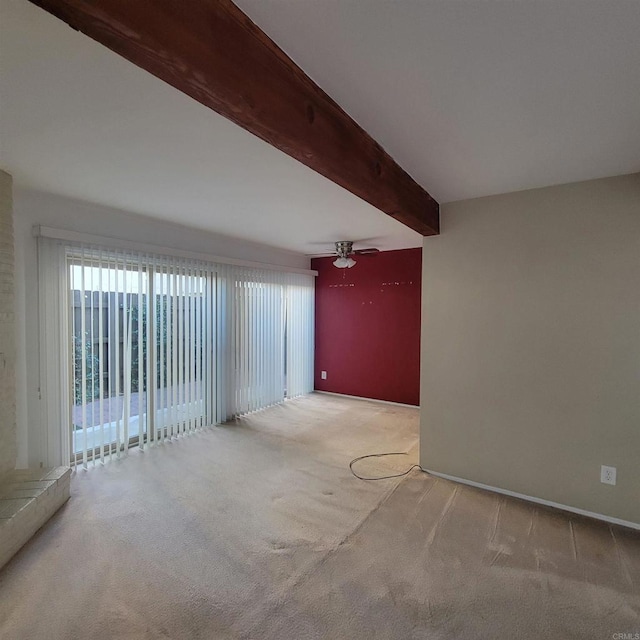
[{"left": 312, "top": 248, "right": 421, "bottom": 405}]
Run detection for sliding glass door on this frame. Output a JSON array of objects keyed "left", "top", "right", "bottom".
[
  {"left": 37, "top": 234, "right": 314, "bottom": 469},
  {"left": 69, "top": 252, "right": 213, "bottom": 466},
  {"left": 70, "top": 258, "right": 150, "bottom": 461}
]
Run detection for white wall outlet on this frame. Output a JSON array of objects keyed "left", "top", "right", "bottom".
[
  {"left": 600, "top": 465, "right": 617, "bottom": 486},
  {"left": 321, "top": 371, "right": 327, "bottom": 380}
]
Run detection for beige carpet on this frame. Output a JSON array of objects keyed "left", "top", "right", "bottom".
[{"left": 0, "top": 393, "right": 638, "bottom": 639}]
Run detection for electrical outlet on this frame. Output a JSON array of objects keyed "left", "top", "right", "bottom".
[
  {"left": 600, "top": 465, "right": 617, "bottom": 486},
  {"left": 321, "top": 371, "right": 327, "bottom": 380}
]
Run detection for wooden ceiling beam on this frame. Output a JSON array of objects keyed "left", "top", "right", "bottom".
[{"left": 29, "top": 0, "right": 439, "bottom": 235}]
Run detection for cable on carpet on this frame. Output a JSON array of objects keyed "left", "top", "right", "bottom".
[{"left": 349, "top": 452, "right": 425, "bottom": 481}]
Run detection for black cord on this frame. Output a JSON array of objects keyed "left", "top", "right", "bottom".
[{"left": 349, "top": 452, "right": 424, "bottom": 481}]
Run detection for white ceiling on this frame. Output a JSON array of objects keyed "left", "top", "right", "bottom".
[
  {"left": 2, "top": 1, "right": 640, "bottom": 255},
  {"left": 236, "top": 0, "right": 640, "bottom": 202},
  {"left": 0, "top": 0, "right": 421, "bottom": 255}
]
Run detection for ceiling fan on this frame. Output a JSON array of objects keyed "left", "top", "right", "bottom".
[{"left": 308, "top": 240, "right": 379, "bottom": 268}]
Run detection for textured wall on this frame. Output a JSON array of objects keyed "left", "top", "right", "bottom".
[
  {"left": 421, "top": 173, "right": 640, "bottom": 525},
  {"left": 313, "top": 248, "right": 421, "bottom": 405},
  {"left": 0, "top": 171, "right": 16, "bottom": 479}
]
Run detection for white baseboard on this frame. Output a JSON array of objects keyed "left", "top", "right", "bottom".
[
  {"left": 426, "top": 469, "right": 640, "bottom": 532},
  {"left": 314, "top": 390, "right": 418, "bottom": 409}
]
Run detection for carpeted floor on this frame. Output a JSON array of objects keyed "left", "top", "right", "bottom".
[{"left": 0, "top": 393, "right": 638, "bottom": 639}]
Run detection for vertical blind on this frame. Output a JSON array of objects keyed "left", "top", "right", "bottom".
[
  {"left": 216, "top": 265, "right": 285, "bottom": 422},
  {"left": 37, "top": 237, "right": 315, "bottom": 468},
  {"left": 285, "top": 274, "right": 315, "bottom": 399}
]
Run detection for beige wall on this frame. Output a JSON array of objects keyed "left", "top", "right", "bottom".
[
  {"left": 420, "top": 173, "right": 640, "bottom": 525},
  {"left": 0, "top": 171, "right": 16, "bottom": 479}
]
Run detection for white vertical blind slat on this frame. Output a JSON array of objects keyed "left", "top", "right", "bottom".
[
  {"left": 176, "top": 260, "right": 183, "bottom": 436},
  {"left": 79, "top": 246, "right": 88, "bottom": 469},
  {"left": 191, "top": 264, "right": 196, "bottom": 431},
  {"left": 195, "top": 263, "right": 201, "bottom": 429},
  {"left": 159, "top": 263, "right": 166, "bottom": 443},
  {"left": 137, "top": 254, "right": 144, "bottom": 450},
  {"left": 147, "top": 255, "right": 156, "bottom": 446},
  {"left": 192, "top": 264, "right": 199, "bottom": 431},
  {"left": 191, "top": 264, "right": 196, "bottom": 430},
  {"left": 204, "top": 265, "right": 211, "bottom": 427},
  {"left": 67, "top": 247, "right": 75, "bottom": 469},
  {"left": 122, "top": 252, "right": 130, "bottom": 453},
  {"left": 185, "top": 263, "right": 191, "bottom": 432},
  {"left": 114, "top": 249, "right": 122, "bottom": 458},
  {"left": 105, "top": 250, "right": 113, "bottom": 461},
  {"left": 88, "top": 249, "right": 96, "bottom": 466},
  {"left": 60, "top": 244, "right": 71, "bottom": 466},
  {"left": 97, "top": 248, "right": 105, "bottom": 462},
  {"left": 170, "top": 260, "right": 177, "bottom": 439}
]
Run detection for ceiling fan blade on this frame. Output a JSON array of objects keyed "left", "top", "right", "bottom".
[
  {"left": 351, "top": 237, "right": 384, "bottom": 245},
  {"left": 305, "top": 252, "right": 336, "bottom": 257},
  {"left": 354, "top": 248, "right": 380, "bottom": 255},
  {"left": 306, "top": 236, "right": 383, "bottom": 248}
]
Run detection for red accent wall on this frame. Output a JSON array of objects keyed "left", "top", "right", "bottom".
[{"left": 312, "top": 247, "right": 422, "bottom": 406}]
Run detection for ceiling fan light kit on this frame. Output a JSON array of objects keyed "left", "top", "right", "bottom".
[
  {"left": 333, "top": 241, "right": 356, "bottom": 269},
  {"left": 333, "top": 256, "right": 357, "bottom": 269},
  {"left": 332, "top": 240, "right": 378, "bottom": 269}
]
